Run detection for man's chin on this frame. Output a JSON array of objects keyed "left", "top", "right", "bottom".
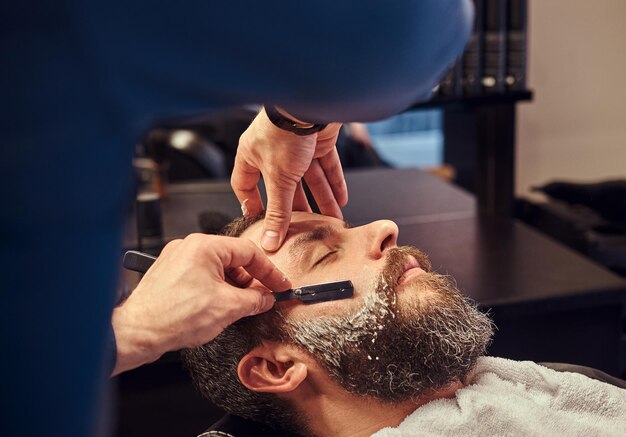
[{"left": 394, "top": 271, "right": 446, "bottom": 310}]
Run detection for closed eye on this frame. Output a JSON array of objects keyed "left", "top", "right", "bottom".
[{"left": 313, "top": 250, "right": 338, "bottom": 268}]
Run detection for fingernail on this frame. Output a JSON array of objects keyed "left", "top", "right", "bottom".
[
  {"left": 241, "top": 199, "right": 249, "bottom": 217},
  {"left": 261, "top": 230, "right": 280, "bottom": 251},
  {"left": 253, "top": 294, "right": 274, "bottom": 315}
]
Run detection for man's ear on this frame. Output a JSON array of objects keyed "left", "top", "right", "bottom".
[{"left": 237, "top": 342, "right": 308, "bottom": 394}]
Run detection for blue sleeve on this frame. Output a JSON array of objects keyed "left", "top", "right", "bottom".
[
  {"left": 77, "top": 0, "right": 473, "bottom": 125},
  {"left": 1, "top": 1, "right": 472, "bottom": 435}
]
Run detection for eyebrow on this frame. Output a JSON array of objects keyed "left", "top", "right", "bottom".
[{"left": 288, "top": 221, "right": 351, "bottom": 265}]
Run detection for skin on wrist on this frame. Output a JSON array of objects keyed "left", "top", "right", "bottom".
[{"left": 110, "top": 305, "right": 166, "bottom": 376}]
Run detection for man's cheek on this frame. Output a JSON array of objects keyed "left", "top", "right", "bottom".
[{"left": 348, "top": 265, "right": 376, "bottom": 294}]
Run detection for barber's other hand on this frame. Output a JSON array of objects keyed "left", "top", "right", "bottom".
[
  {"left": 111, "top": 234, "right": 291, "bottom": 376},
  {"left": 231, "top": 108, "right": 347, "bottom": 252}
]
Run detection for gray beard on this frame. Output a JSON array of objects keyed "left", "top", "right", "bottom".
[{"left": 283, "top": 247, "right": 494, "bottom": 402}]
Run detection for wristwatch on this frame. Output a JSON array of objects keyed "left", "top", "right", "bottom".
[{"left": 264, "top": 105, "right": 327, "bottom": 136}]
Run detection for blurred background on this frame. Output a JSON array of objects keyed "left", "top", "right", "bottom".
[{"left": 118, "top": 1, "right": 626, "bottom": 435}]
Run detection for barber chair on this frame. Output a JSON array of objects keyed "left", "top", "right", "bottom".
[
  {"left": 199, "top": 363, "right": 626, "bottom": 437},
  {"left": 143, "top": 127, "right": 229, "bottom": 181},
  {"left": 518, "top": 179, "right": 626, "bottom": 277},
  {"left": 142, "top": 107, "right": 258, "bottom": 181}
]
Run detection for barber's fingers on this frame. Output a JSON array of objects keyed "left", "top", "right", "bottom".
[
  {"left": 292, "top": 181, "right": 313, "bottom": 213},
  {"left": 318, "top": 148, "right": 348, "bottom": 208},
  {"left": 144, "top": 239, "right": 182, "bottom": 274},
  {"left": 225, "top": 266, "right": 253, "bottom": 288},
  {"left": 260, "top": 173, "right": 301, "bottom": 252},
  {"left": 315, "top": 123, "right": 342, "bottom": 147},
  {"left": 231, "top": 156, "right": 264, "bottom": 217},
  {"left": 211, "top": 237, "right": 291, "bottom": 292},
  {"left": 304, "top": 159, "right": 343, "bottom": 219},
  {"left": 216, "top": 238, "right": 292, "bottom": 317},
  {"left": 224, "top": 285, "right": 276, "bottom": 318}
]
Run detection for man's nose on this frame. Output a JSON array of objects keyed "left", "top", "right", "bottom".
[{"left": 366, "top": 220, "right": 399, "bottom": 259}]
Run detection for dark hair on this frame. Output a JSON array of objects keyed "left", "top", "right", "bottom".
[
  {"left": 181, "top": 213, "right": 302, "bottom": 433},
  {"left": 219, "top": 211, "right": 266, "bottom": 240}
]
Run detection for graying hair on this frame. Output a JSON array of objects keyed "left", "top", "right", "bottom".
[
  {"left": 182, "top": 213, "right": 305, "bottom": 434},
  {"left": 182, "top": 311, "right": 301, "bottom": 431}
]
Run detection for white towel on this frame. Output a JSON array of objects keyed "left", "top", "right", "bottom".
[{"left": 372, "top": 357, "right": 626, "bottom": 437}]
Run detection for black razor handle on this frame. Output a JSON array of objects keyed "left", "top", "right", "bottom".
[
  {"left": 274, "top": 280, "right": 354, "bottom": 304},
  {"left": 123, "top": 250, "right": 157, "bottom": 274}
]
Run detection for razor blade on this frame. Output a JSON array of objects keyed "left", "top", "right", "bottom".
[
  {"left": 122, "top": 250, "right": 354, "bottom": 304},
  {"left": 273, "top": 280, "right": 354, "bottom": 304}
]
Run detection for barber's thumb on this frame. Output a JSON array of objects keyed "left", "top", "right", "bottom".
[
  {"left": 250, "top": 292, "right": 276, "bottom": 316},
  {"left": 261, "top": 212, "right": 290, "bottom": 252},
  {"left": 262, "top": 180, "right": 297, "bottom": 251}
]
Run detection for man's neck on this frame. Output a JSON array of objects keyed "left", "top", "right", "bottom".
[{"left": 294, "top": 380, "right": 465, "bottom": 437}]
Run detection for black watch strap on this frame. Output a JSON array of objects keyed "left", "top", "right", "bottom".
[{"left": 264, "top": 106, "right": 327, "bottom": 136}]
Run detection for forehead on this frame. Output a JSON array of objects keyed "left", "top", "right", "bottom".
[{"left": 241, "top": 212, "right": 345, "bottom": 253}]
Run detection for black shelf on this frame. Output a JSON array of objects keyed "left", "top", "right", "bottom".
[
  {"left": 403, "top": 90, "right": 534, "bottom": 218},
  {"left": 407, "top": 90, "right": 533, "bottom": 111}
]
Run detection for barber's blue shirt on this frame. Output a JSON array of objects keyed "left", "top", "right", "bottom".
[{"left": 1, "top": 1, "right": 472, "bottom": 435}]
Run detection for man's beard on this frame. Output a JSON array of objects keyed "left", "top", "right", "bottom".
[{"left": 283, "top": 246, "right": 494, "bottom": 402}]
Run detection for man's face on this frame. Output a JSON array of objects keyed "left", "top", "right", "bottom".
[
  {"left": 241, "top": 212, "right": 428, "bottom": 318},
  {"left": 241, "top": 212, "right": 493, "bottom": 401}
]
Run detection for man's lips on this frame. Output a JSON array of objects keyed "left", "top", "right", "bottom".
[{"left": 398, "top": 255, "right": 426, "bottom": 286}]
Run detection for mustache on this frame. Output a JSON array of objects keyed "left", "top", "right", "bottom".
[{"left": 378, "top": 246, "right": 433, "bottom": 295}]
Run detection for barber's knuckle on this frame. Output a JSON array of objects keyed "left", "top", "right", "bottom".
[
  {"left": 162, "top": 239, "right": 182, "bottom": 253},
  {"left": 256, "top": 265, "right": 271, "bottom": 279},
  {"left": 183, "top": 234, "right": 221, "bottom": 262},
  {"left": 237, "top": 130, "right": 252, "bottom": 148},
  {"left": 236, "top": 237, "right": 251, "bottom": 247},
  {"left": 230, "top": 171, "right": 238, "bottom": 186},
  {"left": 326, "top": 164, "right": 342, "bottom": 180},
  {"left": 265, "top": 197, "right": 291, "bottom": 217},
  {"left": 307, "top": 173, "right": 324, "bottom": 187},
  {"left": 237, "top": 239, "right": 255, "bottom": 255},
  {"left": 264, "top": 208, "right": 290, "bottom": 225},
  {"left": 318, "top": 201, "right": 337, "bottom": 213},
  {"left": 332, "top": 178, "right": 346, "bottom": 192},
  {"left": 184, "top": 233, "right": 205, "bottom": 244},
  {"left": 270, "top": 169, "right": 301, "bottom": 186},
  {"left": 259, "top": 274, "right": 276, "bottom": 289}
]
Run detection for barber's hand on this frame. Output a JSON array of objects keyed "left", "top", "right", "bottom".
[
  {"left": 231, "top": 108, "right": 347, "bottom": 252},
  {"left": 111, "top": 234, "right": 291, "bottom": 376}
]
